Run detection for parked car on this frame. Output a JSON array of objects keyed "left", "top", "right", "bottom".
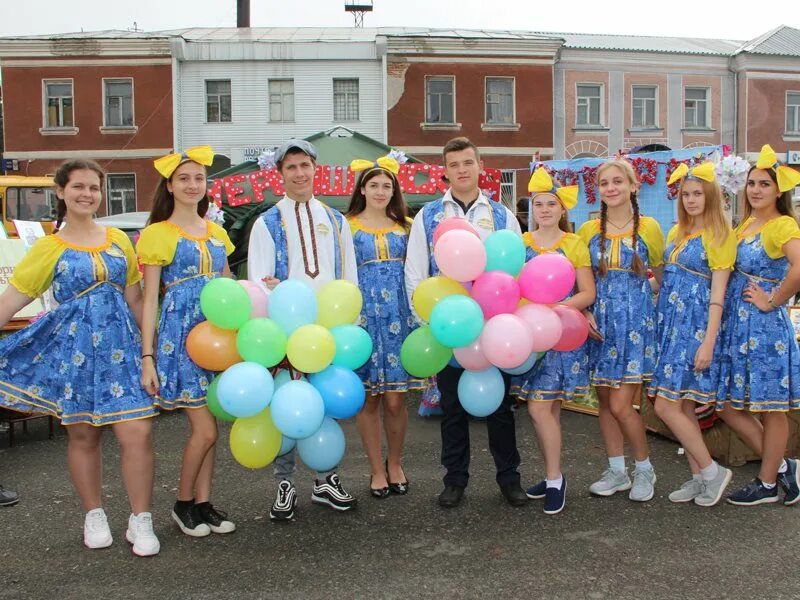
[{"left": 94, "top": 211, "right": 149, "bottom": 243}]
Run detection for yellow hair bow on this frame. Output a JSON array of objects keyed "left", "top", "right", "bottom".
[
  {"left": 154, "top": 146, "right": 215, "bottom": 179},
  {"left": 527, "top": 167, "right": 579, "bottom": 210},
  {"left": 755, "top": 144, "right": 800, "bottom": 193},
  {"left": 667, "top": 161, "right": 716, "bottom": 186},
  {"left": 349, "top": 156, "right": 400, "bottom": 176}
]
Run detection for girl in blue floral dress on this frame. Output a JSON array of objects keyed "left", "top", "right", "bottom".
[
  {"left": 577, "top": 159, "right": 664, "bottom": 503},
  {"left": 513, "top": 167, "right": 595, "bottom": 515},
  {"left": 716, "top": 145, "right": 800, "bottom": 507},
  {"left": 649, "top": 163, "right": 736, "bottom": 507},
  {"left": 138, "top": 146, "right": 237, "bottom": 536},
  {"left": 0, "top": 160, "right": 159, "bottom": 556},
  {"left": 346, "top": 156, "right": 422, "bottom": 498}
]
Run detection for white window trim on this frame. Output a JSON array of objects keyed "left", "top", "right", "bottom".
[
  {"left": 684, "top": 87, "right": 712, "bottom": 130},
  {"left": 100, "top": 77, "right": 135, "bottom": 130},
  {"left": 41, "top": 78, "right": 78, "bottom": 134},
  {"left": 786, "top": 90, "right": 800, "bottom": 135},
  {"left": 268, "top": 78, "right": 295, "bottom": 124},
  {"left": 575, "top": 82, "right": 605, "bottom": 129},
  {"left": 422, "top": 75, "right": 459, "bottom": 128},
  {"left": 105, "top": 172, "right": 138, "bottom": 215},
  {"left": 332, "top": 78, "right": 360, "bottom": 123},
  {"left": 631, "top": 84, "right": 659, "bottom": 129},
  {"left": 499, "top": 169, "right": 517, "bottom": 210},
  {"left": 205, "top": 79, "right": 232, "bottom": 124},
  {"left": 483, "top": 76, "right": 519, "bottom": 130}
]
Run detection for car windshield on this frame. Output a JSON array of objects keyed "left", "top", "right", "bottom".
[{"left": 6, "top": 187, "right": 58, "bottom": 222}]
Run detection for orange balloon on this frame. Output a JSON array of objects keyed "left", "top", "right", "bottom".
[{"left": 186, "top": 321, "right": 242, "bottom": 371}]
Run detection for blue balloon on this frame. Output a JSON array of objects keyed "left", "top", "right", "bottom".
[
  {"left": 217, "top": 362, "right": 274, "bottom": 418},
  {"left": 500, "top": 352, "right": 544, "bottom": 376},
  {"left": 269, "top": 280, "right": 318, "bottom": 335},
  {"left": 309, "top": 365, "right": 366, "bottom": 419},
  {"left": 277, "top": 435, "right": 296, "bottom": 456},
  {"left": 270, "top": 380, "right": 325, "bottom": 439},
  {"left": 274, "top": 369, "right": 307, "bottom": 390},
  {"left": 448, "top": 355, "right": 462, "bottom": 368},
  {"left": 296, "top": 417, "right": 346, "bottom": 472},
  {"left": 457, "top": 367, "right": 505, "bottom": 417},
  {"left": 429, "top": 295, "right": 484, "bottom": 348}
]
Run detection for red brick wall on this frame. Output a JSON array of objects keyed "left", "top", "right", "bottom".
[{"left": 746, "top": 77, "right": 800, "bottom": 153}]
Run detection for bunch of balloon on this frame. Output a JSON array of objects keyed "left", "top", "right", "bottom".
[{"left": 401, "top": 217, "right": 590, "bottom": 419}]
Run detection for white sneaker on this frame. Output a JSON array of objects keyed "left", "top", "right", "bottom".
[
  {"left": 83, "top": 508, "right": 113, "bottom": 549},
  {"left": 126, "top": 512, "right": 160, "bottom": 557}
]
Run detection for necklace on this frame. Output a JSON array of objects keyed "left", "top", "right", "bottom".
[{"left": 607, "top": 215, "right": 633, "bottom": 230}]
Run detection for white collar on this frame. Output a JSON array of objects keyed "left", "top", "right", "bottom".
[
  {"left": 442, "top": 188, "right": 490, "bottom": 210},
  {"left": 281, "top": 195, "right": 317, "bottom": 207}
]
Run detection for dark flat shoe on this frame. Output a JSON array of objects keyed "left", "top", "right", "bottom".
[
  {"left": 370, "top": 476, "right": 390, "bottom": 499},
  {"left": 385, "top": 459, "right": 409, "bottom": 495}
]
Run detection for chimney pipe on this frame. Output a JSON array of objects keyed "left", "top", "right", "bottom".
[{"left": 237, "top": 0, "right": 250, "bottom": 28}]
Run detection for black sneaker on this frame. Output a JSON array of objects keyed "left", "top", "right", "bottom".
[
  {"left": 196, "top": 502, "right": 236, "bottom": 533},
  {"left": 171, "top": 500, "right": 212, "bottom": 537},
  {"left": 270, "top": 480, "right": 297, "bottom": 521},
  {"left": 544, "top": 477, "right": 567, "bottom": 515},
  {"left": 726, "top": 478, "right": 779, "bottom": 506},
  {"left": 777, "top": 458, "right": 800, "bottom": 506},
  {"left": 0, "top": 485, "right": 19, "bottom": 507},
  {"left": 312, "top": 473, "right": 357, "bottom": 511}
]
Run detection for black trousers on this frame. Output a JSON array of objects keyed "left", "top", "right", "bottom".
[{"left": 436, "top": 365, "right": 521, "bottom": 488}]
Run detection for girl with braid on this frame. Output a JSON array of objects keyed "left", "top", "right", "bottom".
[{"left": 577, "top": 160, "right": 665, "bottom": 502}]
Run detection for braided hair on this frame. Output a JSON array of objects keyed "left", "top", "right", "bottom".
[
  {"left": 598, "top": 200, "right": 609, "bottom": 277},
  {"left": 630, "top": 190, "right": 645, "bottom": 276}
]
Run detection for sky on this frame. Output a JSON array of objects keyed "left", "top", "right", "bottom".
[{"left": 0, "top": 0, "right": 797, "bottom": 42}]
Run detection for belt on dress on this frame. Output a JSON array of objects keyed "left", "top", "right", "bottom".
[
  {"left": 73, "top": 280, "right": 124, "bottom": 300},
  {"left": 734, "top": 269, "right": 779, "bottom": 284}
]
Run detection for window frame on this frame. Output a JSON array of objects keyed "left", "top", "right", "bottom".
[
  {"left": 105, "top": 173, "right": 138, "bottom": 216},
  {"left": 42, "top": 78, "right": 75, "bottom": 129},
  {"left": 786, "top": 91, "right": 800, "bottom": 134},
  {"left": 484, "top": 76, "right": 516, "bottom": 126},
  {"left": 631, "top": 85, "right": 658, "bottom": 129},
  {"left": 205, "top": 79, "right": 232, "bottom": 124},
  {"left": 684, "top": 87, "right": 711, "bottom": 129},
  {"left": 333, "top": 78, "right": 360, "bottom": 122},
  {"left": 102, "top": 77, "right": 135, "bottom": 128},
  {"left": 268, "top": 79, "right": 295, "bottom": 123},
  {"left": 424, "top": 75, "right": 456, "bottom": 125},
  {"left": 575, "top": 82, "right": 604, "bottom": 128}
]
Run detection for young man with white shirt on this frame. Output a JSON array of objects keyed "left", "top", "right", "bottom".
[
  {"left": 405, "top": 137, "right": 528, "bottom": 509},
  {"left": 248, "top": 139, "right": 358, "bottom": 520}
]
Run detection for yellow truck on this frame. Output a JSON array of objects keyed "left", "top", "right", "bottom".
[{"left": 0, "top": 175, "right": 57, "bottom": 238}]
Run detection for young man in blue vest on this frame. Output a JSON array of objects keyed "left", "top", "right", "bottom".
[
  {"left": 248, "top": 139, "right": 359, "bottom": 521},
  {"left": 405, "top": 137, "right": 528, "bottom": 508}
]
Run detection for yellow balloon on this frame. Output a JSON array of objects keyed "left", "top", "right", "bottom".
[
  {"left": 287, "top": 324, "right": 336, "bottom": 373},
  {"left": 317, "top": 280, "right": 363, "bottom": 328},
  {"left": 412, "top": 276, "right": 468, "bottom": 322},
  {"left": 230, "top": 408, "right": 282, "bottom": 469}
]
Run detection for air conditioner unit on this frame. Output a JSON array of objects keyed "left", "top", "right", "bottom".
[{"left": 788, "top": 150, "right": 800, "bottom": 165}]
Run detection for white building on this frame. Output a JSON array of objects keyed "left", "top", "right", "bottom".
[{"left": 168, "top": 28, "right": 387, "bottom": 167}]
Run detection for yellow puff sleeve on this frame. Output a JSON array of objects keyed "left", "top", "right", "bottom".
[
  {"left": 136, "top": 222, "right": 178, "bottom": 266},
  {"left": 560, "top": 233, "right": 592, "bottom": 269},
  {"left": 8, "top": 236, "right": 66, "bottom": 298},
  {"left": 666, "top": 224, "right": 679, "bottom": 246},
  {"left": 702, "top": 229, "right": 736, "bottom": 270},
  {"left": 208, "top": 222, "right": 235, "bottom": 256},
  {"left": 761, "top": 216, "right": 800, "bottom": 260},
  {"left": 638, "top": 216, "right": 665, "bottom": 267},
  {"left": 108, "top": 228, "right": 142, "bottom": 286},
  {"left": 576, "top": 219, "right": 600, "bottom": 247}
]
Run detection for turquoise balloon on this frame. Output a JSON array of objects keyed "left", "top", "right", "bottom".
[
  {"left": 330, "top": 324, "right": 373, "bottom": 370},
  {"left": 274, "top": 369, "right": 307, "bottom": 390},
  {"left": 269, "top": 280, "right": 317, "bottom": 335},
  {"left": 484, "top": 229, "right": 526, "bottom": 276},
  {"left": 277, "top": 435, "right": 296, "bottom": 456},
  {"left": 429, "top": 295, "right": 484, "bottom": 348},
  {"left": 457, "top": 366, "right": 505, "bottom": 417},
  {"left": 500, "top": 352, "right": 545, "bottom": 375}
]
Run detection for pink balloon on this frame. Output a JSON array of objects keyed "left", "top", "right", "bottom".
[
  {"left": 518, "top": 254, "right": 576, "bottom": 304},
  {"left": 433, "top": 217, "right": 479, "bottom": 246},
  {"left": 515, "top": 303, "right": 563, "bottom": 352},
  {"left": 453, "top": 339, "right": 492, "bottom": 371},
  {"left": 552, "top": 305, "right": 590, "bottom": 351},
  {"left": 480, "top": 314, "right": 533, "bottom": 369},
  {"left": 471, "top": 271, "right": 520, "bottom": 319},
  {"left": 238, "top": 280, "right": 269, "bottom": 318},
  {"left": 434, "top": 230, "right": 487, "bottom": 282}
]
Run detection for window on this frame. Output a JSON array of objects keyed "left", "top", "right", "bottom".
[
  {"left": 269, "top": 79, "right": 294, "bottom": 123},
  {"left": 206, "top": 80, "right": 231, "bottom": 123},
  {"left": 44, "top": 80, "right": 74, "bottom": 128},
  {"left": 425, "top": 76, "right": 455, "bottom": 124},
  {"left": 500, "top": 170, "right": 516, "bottom": 209},
  {"left": 632, "top": 86, "right": 657, "bottom": 128},
  {"left": 787, "top": 92, "right": 800, "bottom": 134},
  {"left": 103, "top": 79, "right": 133, "bottom": 127},
  {"left": 333, "top": 79, "right": 359, "bottom": 121},
  {"left": 106, "top": 174, "right": 136, "bottom": 215},
  {"left": 684, "top": 88, "right": 709, "bottom": 128},
  {"left": 576, "top": 84, "right": 602, "bottom": 127},
  {"left": 485, "top": 77, "right": 514, "bottom": 125},
  {"left": 5, "top": 187, "right": 57, "bottom": 221}
]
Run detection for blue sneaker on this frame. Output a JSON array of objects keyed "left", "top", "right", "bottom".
[
  {"left": 726, "top": 478, "right": 779, "bottom": 506},
  {"left": 543, "top": 478, "right": 567, "bottom": 515},
  {"left": 525, "top": 480, "right": 546, "bottom": 500},
  {"left": 778, "top": 458, "right": 800, "bottom": 506}
]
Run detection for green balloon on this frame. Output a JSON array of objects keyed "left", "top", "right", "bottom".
[
  {"left": 484, "top": 229, "right": 526, "bottom": 276},
  {"left": 330, "top": 324, "right": 373, "bottom": 370},
  {"left": 400, "top": 326, "right": 453, "bottom": 378},
  {"left": 236, "top": 318, "right": 287, "bottom": 368},
  {"left": 200, "top": 278, "right": 252, "bottom": 330},
  {"left": 207, "top": 374, "right": 236, "bottom": 422}
]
